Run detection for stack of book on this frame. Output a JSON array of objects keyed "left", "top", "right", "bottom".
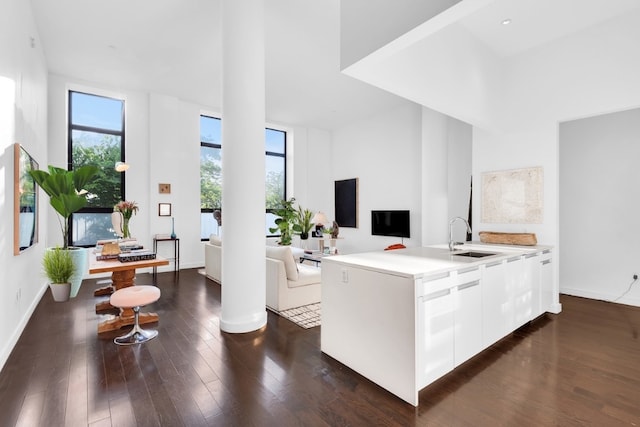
[
  {"left": 94, "top": 239, "right": 152, "bottom": 261},
  {"left": 118, "top": 250, "right": 157, "bottom": 263}
]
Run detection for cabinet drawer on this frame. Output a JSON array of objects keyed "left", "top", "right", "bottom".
[
  {"left": 455, "top": 266, "right": 481, "bottom": 285},
  {"left": 419, "top": 272, "right": 452, "bottom": 296}
]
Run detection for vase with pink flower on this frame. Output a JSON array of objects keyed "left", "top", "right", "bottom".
[{"left": 114, "top": 200, "right": 139, "bottom": 238}]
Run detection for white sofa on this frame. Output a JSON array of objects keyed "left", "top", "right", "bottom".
[
  {"left": 204, "top": 237, "right": 321, "bottom": 311},
  {"left": 204, "top": 236, "right": 222, "bottom": 283}
]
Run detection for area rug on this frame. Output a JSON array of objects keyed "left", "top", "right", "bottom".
[{"left": 276, "top": 303, "right": 321, "bottom": 329}]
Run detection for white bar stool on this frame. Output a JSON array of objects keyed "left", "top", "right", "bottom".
[{"left": 109, "top": 285, "right": 161, "bottom": 345}]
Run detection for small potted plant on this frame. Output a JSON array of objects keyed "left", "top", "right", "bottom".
[
  {"left": 294, "top": 206, "right": 315, "bottom": 240},
  {"left": 42, "top": 247, "right": 75, "bottom": 302}
]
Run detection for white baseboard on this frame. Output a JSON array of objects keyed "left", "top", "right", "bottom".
[
  {"left": 561, "top": 287, "right": 640, "bottom": 308},
  {"left": 0, "top": 282, "right": 48, "bottom": 372}
]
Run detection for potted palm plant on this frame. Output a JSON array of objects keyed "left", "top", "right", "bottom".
[
  {"left": 29, "top": 165, "right": 99, "bottom": 297},
  {"left": 42, "top": 246, "right": 75, "bottom": 302}
]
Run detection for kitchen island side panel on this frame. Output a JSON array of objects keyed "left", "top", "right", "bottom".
[{"left": 321, "top": 260, "right": 419, "bottom": 406}]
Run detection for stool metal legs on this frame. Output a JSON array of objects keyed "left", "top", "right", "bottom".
[{"left": 114, "top": 306, "right": 158, "bottom": 345}]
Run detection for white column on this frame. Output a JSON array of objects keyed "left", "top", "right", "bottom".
[{"left": 220, "top": 0, "right": 267, "bottom": 333}]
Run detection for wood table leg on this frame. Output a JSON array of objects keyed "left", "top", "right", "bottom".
[
  {"left": 94, "top": 286, "right": 114, "bottom": 296},
  {"left": 95, "top": 300, "right": 119, "bottom": 314},
  {"left": 95, "top": 269, "right": 136, "bottom": 314},
  {"left": 94, "top": 278, "right": 115, "bottom": 296}
]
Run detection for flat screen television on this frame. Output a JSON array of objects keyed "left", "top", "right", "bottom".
[{"left": 371, "top": 210, "right": 410, "bottom": 238}]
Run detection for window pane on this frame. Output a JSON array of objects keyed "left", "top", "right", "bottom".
[
  {"left": 70, "top": 92, "right": 123, "bottom": 131},
  {"left": 201, "top": 146, "right": 222, "bottom": 209},
  {"left": 71, "top": 130, "right": 122, "bottom": 207},
  {"left": 266, "top": 155, "right": 285, "bottom": 209},
  {"left": 201, "top": 116, "right": 221, "bottom": 144},
  {"left": 201, "top": 212, "right": 222, "bottom": 240},
  {"left": 72, "top": 213, "right": 119, "bottom": 246},
  {"left": 200, "top": 115, "right": 287, "bottom": 240},
  {"left": 266, "top": 212, "right": 278, "bottom": 236},
  {"left": 266, "top": 128, "right": 285, "bottom": 154}
]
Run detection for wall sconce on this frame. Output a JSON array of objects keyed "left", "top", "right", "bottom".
[{"left": 115, "top": 161, "right": 129, "bottom": 172}]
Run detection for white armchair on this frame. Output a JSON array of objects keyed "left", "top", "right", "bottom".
[
  {"left": 265, "top": 246, "right": 321, "bottom": 311},
  {"left": 204, "top": 235, "right": 222, "bottom": 283},
  {"left": 204, "top": 237, "right": 321, "bottom": 311}
]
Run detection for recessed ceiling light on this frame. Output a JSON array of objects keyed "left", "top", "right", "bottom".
[{"left": 502, "top": 19, "right": 512, "bottom": 25}]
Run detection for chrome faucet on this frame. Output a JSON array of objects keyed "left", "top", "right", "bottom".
[{"left": 449, "top": 217, "right": 472, "bottom": 251}]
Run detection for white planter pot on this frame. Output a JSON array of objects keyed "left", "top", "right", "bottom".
[
  {"left": 68, "top": 247, "right": 88, "bottom": 298},
  {"left": 49, "top": 282, "right": 71, "bottom": 302}
]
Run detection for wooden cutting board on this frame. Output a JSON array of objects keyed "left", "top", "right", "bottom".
[{"left": 478, "top": 231, "right": 537, "bottom": 246}]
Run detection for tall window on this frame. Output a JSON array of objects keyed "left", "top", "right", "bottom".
[
  {"left": 69, "top": 91, "right": 125, "bottom": 246},
  {"left": 200, "top": 116, "right": 222, "bottom": 238},
  {"left": 200, "top": 115, "right": 287, "bottom": 239},
  {"left": 265, "top": 128, "right": 286, "bottom": 232}
]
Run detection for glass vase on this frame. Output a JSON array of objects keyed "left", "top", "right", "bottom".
[{"left": 122, "top": 217, "right": 131, "bottom": 238}]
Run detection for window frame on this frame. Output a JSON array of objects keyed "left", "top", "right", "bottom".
[
  {"left": 199, "top": 115, "right": 288, "bottom": 241},
  {"left": 200, "top": 115, "right": 222, "bottom": 235},
  {"left": 68, "top": 90, "right": 126, "bottom": 247}
]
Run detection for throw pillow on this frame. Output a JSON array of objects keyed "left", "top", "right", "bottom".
[{"left": 266, "top": 245, "right": 299, "bottom": 281}]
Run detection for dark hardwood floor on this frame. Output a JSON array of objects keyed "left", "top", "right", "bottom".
[{"left": 1, "top": 269, "right": 639, "bottom": 426}]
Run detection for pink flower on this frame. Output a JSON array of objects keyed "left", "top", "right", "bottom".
[{"left": 114, "top": 200, "right": 139, "bottom": 219}]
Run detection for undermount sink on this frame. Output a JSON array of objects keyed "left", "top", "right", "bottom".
[{"left": 452, "top": 251, "right": 497, "bottom": 258}]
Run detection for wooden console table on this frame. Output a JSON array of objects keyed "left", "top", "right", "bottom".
[{"left": 89, "top": 253, "right": 169, "bottom": 334}]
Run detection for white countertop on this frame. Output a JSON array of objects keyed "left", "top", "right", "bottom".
[{"left": 322, "top": 242, "right": 552, "bottom": 279}]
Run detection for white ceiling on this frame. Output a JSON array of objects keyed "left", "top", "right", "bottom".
[
  {"left": 457, "top": 0, "right": 640, "bottom": 57},
  {"left": 29, "top": 0, "right": 406, "bottom": 131},
  {"left": 28, "top": 0, "right": 640, "bottom": 131}
]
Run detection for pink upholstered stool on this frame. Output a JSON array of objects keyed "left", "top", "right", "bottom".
[{"left": 109, "top": 285, "right": 161, "bottom": 345}]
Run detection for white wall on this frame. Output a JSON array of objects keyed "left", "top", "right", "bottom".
[
  {"left": 47, "top": 76, "right": 326, "bottom": 272},
  {"left": 559, "top": 108, "right": 640, "bottom": 306},
  {"left": 344, "top": 6, "right": 640, "bottom": 308},
  {"left": 473, "top": 10, "right": 640, "bottom": 308},
  {"left": 421, "top": 107, "right": 449, "bottom": 245},
  {"left": 0, "top": 0, "right": 49, "bottom": 370},
  {"left": 148, "top": 93, "right": 201, "bottom": 270},
  {"left": 48, "top": 75, "right": 153, "bottom": 252},
  {"left": 447, "top": 116, "right": 472, "bottom": 233},
  {"left": 421, "top": 107, "right": 472, "bottom": 245},
  {"left": 326, "top": 102, "right": 471, "bottom": 254},
  {"left": 339, "top": 0, "right": 460, "bottom": 69},
  {"left": 330, "top": 102, "right": 422, "bottom": 253}
]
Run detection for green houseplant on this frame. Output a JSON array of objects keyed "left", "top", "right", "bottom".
[
  {"left": 269, "top": 198, "right": 298, "bottom": 245},
  {"left": 29, "top": 165, "right": 99, "bottom": 298},
  {"left": 29, "top": 165, "right": 99, "bottom": 248},
  {"left": 42, "top": 246, "right": 75, "bottom": 302},
  {"left": 295, "top": 206, "right": 315, "bottom": 240}
]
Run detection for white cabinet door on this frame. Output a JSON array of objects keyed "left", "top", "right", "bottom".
[
  {"left": 418, "top": 276, "right": 454, "bottom": 388},
  {"left": 524, "top": 252, "right": 543, "bottom": 319},
  {"left": 540, "top": 251, "right": 554, "bottom": 313},
  {"left": 454, "top": 271, "right": 482, "bottom": 366},
  {"left": 481, "top": 260, "right": 512, "bottom": 347},
  {"left": 511, "top": 255, "right": 532, "bottom": 328}
]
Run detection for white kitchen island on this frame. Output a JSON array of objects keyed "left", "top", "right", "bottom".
[{"left": 320, "top": 243, "right": 561, "bottom": 406}]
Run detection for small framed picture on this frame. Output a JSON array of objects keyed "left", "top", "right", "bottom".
[{"left": 158, "top": 203, "right": 172, "bottom": 216}]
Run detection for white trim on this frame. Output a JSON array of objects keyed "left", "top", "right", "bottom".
[
  {"left": 560, "top": 288, "right": 640, "bottom": 308},
  {"left": 0, "top": 283, "right": 48, "bottom": 372}
]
